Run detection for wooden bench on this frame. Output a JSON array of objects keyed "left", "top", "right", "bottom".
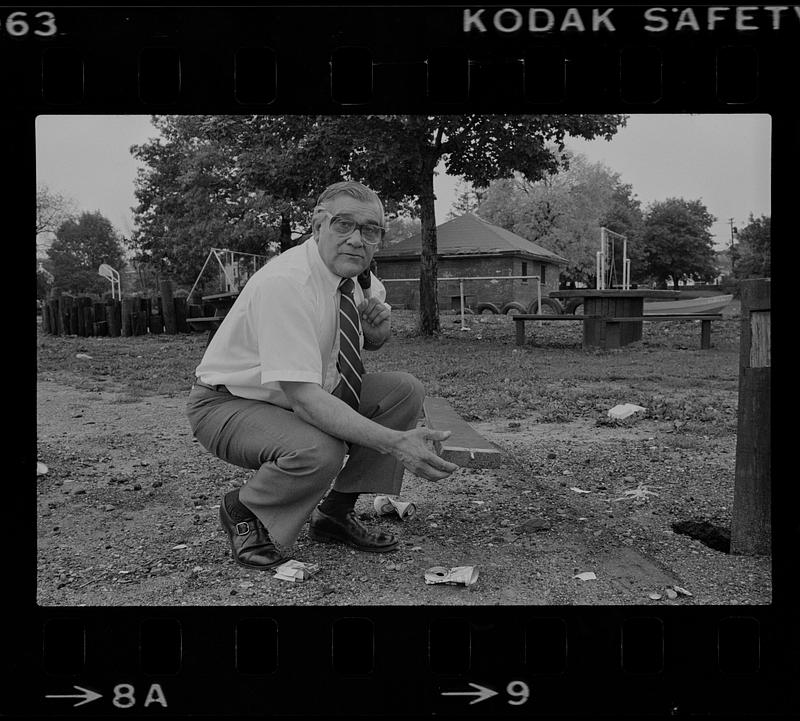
[
  {"left": 513, "top": 313, "right": 726, "bottom": 349},
  {"left": 607, "top": 314, "right": 724, "bottom": 350},
  {"left": 423, "top": 397, "right": 503, "bottom": 468}
]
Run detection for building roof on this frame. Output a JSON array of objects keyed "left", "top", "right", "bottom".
[{"left": 376, "top": 212, "right": 569, "bottom": 265}]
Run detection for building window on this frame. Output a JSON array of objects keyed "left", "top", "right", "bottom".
[
  {"left": 540, "top": 263, "right": 546, "bottom": 285},
  {"left": 521, "top": 261, "right": 528, "bottom": 283}
]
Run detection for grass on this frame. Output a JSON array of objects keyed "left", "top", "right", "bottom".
[{"left": 37, "top": 308, "right": 741, "bottom": 429}]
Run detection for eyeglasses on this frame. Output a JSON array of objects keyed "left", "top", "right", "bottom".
[{"left": 327, "top": 214, "right": 385, "bottom": 246}]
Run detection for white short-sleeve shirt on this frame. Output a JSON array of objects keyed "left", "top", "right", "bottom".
[{"left": 195, "top": 238, "right": 387, "bottom": 409}]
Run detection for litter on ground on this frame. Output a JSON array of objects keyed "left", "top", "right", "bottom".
[{"left": 607, "top": 403, "right": 646, "bottom": 420}]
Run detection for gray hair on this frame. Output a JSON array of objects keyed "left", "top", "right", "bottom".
[{"left": 311, "top": 180, "right": 385, "bottom": 233}]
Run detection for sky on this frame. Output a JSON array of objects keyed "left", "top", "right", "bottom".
[{"left": 35, "top": 113, "right": 770, "bottom": 253}]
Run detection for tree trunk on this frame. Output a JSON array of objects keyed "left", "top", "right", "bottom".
[
  {"left": 418, "top": 170, "right": 440, "bottom": 336},
  {"left": 279, "top": 213, "right": 293, "bottom": 254}
]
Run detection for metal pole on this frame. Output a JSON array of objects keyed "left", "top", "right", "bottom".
[
  {"left": 459, "top": 279, "right": 469, "bottom": 331},
  {"left": 537, "top": 278, "right": 542, "bottom": 315},
  {"left": 187, "top": 251, "right": 215, "bottom": 303},
  {"left": 622, "top": 236, "right": 628, "bottom": 289}
]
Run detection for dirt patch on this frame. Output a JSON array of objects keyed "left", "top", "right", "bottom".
[{"left": 37, "top": 378, "right": 771, "bottom": 607}]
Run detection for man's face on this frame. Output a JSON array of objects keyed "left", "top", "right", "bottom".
[{"left": 315, "top": 194, "right": 382, "bottom": 278}]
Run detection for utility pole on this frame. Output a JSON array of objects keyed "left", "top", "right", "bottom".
[{"left": 729, "top": 218, "right": 738, "bottom": 277}]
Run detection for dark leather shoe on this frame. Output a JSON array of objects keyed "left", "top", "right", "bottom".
[
  {"left": 308, "top": 508, "right": 399, "bottom": 553},
  {"left": 219, "top": 499, "right": 286, "bottom": 570}
]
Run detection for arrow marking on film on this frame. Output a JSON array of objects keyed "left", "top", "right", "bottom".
[
  {"left": 441, "top": 682, "right": 498, "bottom": 705},
  {"left": 45, "top": 685, "right": 103, "bottom": 707}
]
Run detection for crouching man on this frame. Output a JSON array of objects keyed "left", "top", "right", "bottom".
[{"left": 186, "top": 180, "right": 458, "bottom": 569}]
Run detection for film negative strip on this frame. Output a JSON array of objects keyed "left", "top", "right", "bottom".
[{"left": 5, "top": 3, "right": 796, "bottom": 719}]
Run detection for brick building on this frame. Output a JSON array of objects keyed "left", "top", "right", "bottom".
[{"left": 374, "top": 213, "right": 568, "bottom": 312}]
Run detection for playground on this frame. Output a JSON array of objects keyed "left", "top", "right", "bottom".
[{"left": 35, "top": 296, "right": 771, "bottom": 607}]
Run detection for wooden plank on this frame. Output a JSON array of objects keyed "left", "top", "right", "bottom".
[{"left": 423, "top": 396, "right": 502, "bottom": 468}]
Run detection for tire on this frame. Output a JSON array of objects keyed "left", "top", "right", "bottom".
[
  {"left": 565, "top": 298, "right": 584, "bottom": 315},
  {"left": 475, "top": 302, "right": 500, "bottom": 315},
  {"left": 526, "top": 297, "right": 564, "bottom": 315},
  {"left": 501, "top": 301, "right": 527, "bottom": 315}
]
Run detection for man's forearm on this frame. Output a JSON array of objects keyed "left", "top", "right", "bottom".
[{"left": 284, "top": 382, "right": 398, "bottom": 453}]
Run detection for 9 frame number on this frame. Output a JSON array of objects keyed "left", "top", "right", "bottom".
[
  {"left": 506, "top": 680, "right": 530, "bottom": 706},
  {"left": 3, "top": 11, "right": 57, "bottom": 37}
]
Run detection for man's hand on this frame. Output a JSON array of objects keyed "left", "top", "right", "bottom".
[
  {"left": 391, "top": 427, "right": 459, "bottom": 482},
  {"left": 358, "top": 297, "right": 391, "bottom": 349}
]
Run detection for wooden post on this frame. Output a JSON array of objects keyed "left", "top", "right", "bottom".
[
  {"left": 61, "top": 295, "right": 74, "bottom": 334},
  {"left": 75, "top": 296, "right": 86, "bottom": 336},
  {"left": 107, "top": 300, "right": 121, "bottom": 337},
  {"left": 147, "top": 296, "right": 161, "bottom": 334},
  {"left": 55, "top": 295, "right": 64, "bottom": 335},
  {"left": 174, "top": 296, "right": 188, "bottom": 332},
  {"left": 160, "top": 279, "right": 177, "bottom": 334},
  {"left": 136, "top": 304, "right": 148, "bottom": 335},
  {"left": 700, "top": 319, "right": 711, "bottom": 350},
  {"left": 82, "top": 304, "right": 93, "bottom": 336},
  {"left": 731, "top": 279, "right": 771, "bottom": 555},
  {"left": 44, "top": 300, "right": 53, "bottom": 334},
  {"left": 121, "top": 297, "right": 134, "bottom": 337}
]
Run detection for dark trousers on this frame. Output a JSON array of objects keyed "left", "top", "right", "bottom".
[{"left": 186, "top": 371, "right": 424, "bottom": 551}]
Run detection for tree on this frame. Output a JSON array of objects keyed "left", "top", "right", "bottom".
[
  {"left": 383, "top": 215, "right": 421, "bottom": 247},
  {"left": 255, "top": 116, "right": 628, "bottom": 332},
  {"left": 734, "top": 214, "right": 770, "bottom": 279},
  {"left": 36, "top": 264, "right": 54, "bottom": 301},
  {"left": 47, "top": 211, "right": 126, "bottom": 294},
  {"left": 36, "top": 184, "right": 77, "bottom": 258},
  {"left": 130, "top": 114, "right": 628, "bottom": 334},
  {"left": 447, "top": 180, "right": 486, "bottom": 219},
  {"left": 476, "top": 152, "right": 644, "bottom": 285},
  {"left": 641, "top": 198, "right": 717, "bottom": 289},
  {"left": 130, "top": 116, "right": 283, "bottom": 287}
]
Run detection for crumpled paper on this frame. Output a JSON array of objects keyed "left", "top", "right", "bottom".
[
  {"left": 273, "top": 560, "right": 320, "bottom": 582},
  {"left": 424, "top": 566, "right": 479, "bottom": 586}
]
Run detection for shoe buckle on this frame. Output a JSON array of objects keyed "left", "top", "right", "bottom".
[{"left": 235, "top": 521, "right": 250, "bottom": 536}]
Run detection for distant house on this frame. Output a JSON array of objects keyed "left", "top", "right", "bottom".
[{"left": 374, "top": 213, "right": 568, "bottom": 312}]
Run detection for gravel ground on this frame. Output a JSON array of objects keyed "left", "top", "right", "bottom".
[{"left": 36, "top": 306, "right": 772, "bottom": 606}]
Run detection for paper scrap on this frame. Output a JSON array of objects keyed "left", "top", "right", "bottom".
[
  {"left": 424, "top": 566, "right": 479, "bottom": 586},
  {"left": 570, "top": 487, "right": 591, "bottom": 494},
  {"left": 75, "top": 353, "right": 93, "bottom": 360},
  {"left": 607, "top": 403, "right": 646, "bottom": 420},
  {"left": 273, "top": 559, "right": 320, "bottom": 582},
  {"left": 37, "top": 462, "right": 49, "bottom": 476},
  {"left": 573, "top": 571, "right": 597, "bottom": 581},
  {"left": 171, "top": 544, "right": 188, "bottom": 550}
]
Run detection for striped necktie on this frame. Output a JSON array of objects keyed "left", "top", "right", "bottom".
[{"left": 332, "top": 277, "right": 364, "bottom": 409}]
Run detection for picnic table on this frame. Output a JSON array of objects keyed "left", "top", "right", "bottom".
[{"left": 548, "top": 289, "right": 680, "bottom": 349}]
